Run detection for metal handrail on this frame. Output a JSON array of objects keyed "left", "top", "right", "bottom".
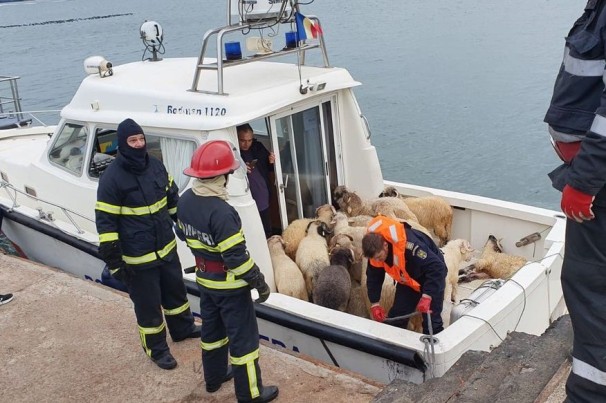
[
  {"left": 0, "top": 180, "right": 93, "bottom": 235},
  {"left": 190, "top": 15, "right": 330, "bottom": 95}
]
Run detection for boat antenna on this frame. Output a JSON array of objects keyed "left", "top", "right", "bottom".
[{"left": 140, "top": 20, "right": 165, "bottom": 62}]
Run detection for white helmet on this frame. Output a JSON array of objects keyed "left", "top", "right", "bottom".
[{"left": 140, "top": 21, "right": 163, "bottom": 45}]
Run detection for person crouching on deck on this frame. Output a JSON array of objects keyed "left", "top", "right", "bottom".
[
  {"left": 362, "top": 215, "right": 446, "bottom": 334},
  {"left": 177, "top": 140, "right": 279, "bottom": 403}
]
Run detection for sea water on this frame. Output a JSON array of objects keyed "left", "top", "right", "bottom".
[{"left": 0, "top": 0, "right": 584, "bottom": 209}]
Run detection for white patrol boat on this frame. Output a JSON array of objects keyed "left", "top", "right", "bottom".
[{"left": 0, "top": 0, "right": 566, "bottom": 384}]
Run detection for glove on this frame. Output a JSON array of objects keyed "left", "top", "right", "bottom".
[
  {"left": 370, "top": 304, "right": 386, "bottom": 322},
  {"left": 561, "top": 184, "right": 595, "bottom": 223},
  {"left": 246, "top": 269, "right": 271, "bottom": 303},
  {"left": 255, "top": 281, "right": 271, "bottom": 303},
  {"left": 416, "top": 294, "right": 432, "bottom": 314},
  {"left": 109, "top": 261, "right": 134, "bottom": 285}
]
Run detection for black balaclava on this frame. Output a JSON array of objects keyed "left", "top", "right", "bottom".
[{"left": 117, "top": 118, "right": 148, "bottom": 174}]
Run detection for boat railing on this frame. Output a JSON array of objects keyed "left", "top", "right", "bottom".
[
  {"left": 0, "top": 75, "right": 60, "bottom": 129},
  {"left": 0, "top": 180, "right": 94, "bottom": 236},
  {"left": 190, "top": 14, "right": 330, "bottom": 95}
]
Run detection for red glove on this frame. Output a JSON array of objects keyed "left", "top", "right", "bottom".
[
  {"left": 561, "top": 185, "right": 595, "bottom": 223},
  {"left": 370, "top": 304, "right": 386, "bottom": 322},
  {"left": 416, "top": 294, "right": 432, "bottom": 314}
]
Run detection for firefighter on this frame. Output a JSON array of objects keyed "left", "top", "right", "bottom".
[
  {"left": 177, "top": 140, "right": 279, "bottom": 403},
  {"left": 362, "top": 215, "right": 446, "bottom": 334},
  {"left": 545, "top": 1, "right": 606, "bottom": 400},
  {"left": 95, "top": 118, "right": 199, "bottom": 370}
]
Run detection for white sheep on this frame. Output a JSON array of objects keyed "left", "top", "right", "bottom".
[
  {"left": 346, "top": 281, "right": 370, "bottom": 319},
  {"left": 267, "top": 235, "right": 308, "bottom": 302},
  {"left": 295, "top": 220, "right": 331, "bottom": 297},
  {"left": 347, "top": 215, "right": 373, "bottom": 228},
  {"left": 312, "top": 247, "right": 354, "bottom": 311},
  {"left": 440, "top": 239, "right": 474, "bottom": 303},
  {"left": 460, "top": 235, "right": 527, "bottom": 281},
  {"left": 380, "top": 186, "right": 453, "bottom": 246},
  {"left": 281, "top": 204, "right": 336, "bottom": 260},
  {"left": 329, "top": 232, "right": 364, "bottom": 283}
]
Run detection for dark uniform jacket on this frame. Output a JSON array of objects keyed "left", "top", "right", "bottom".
[
  {"left": 545, "top": 0, "right": 606, "bottom": 205},
  {"left": 177, "top": 189, "right": 263, "bottom": 294},
  {"left": 95, "top": 155, "right": 179, "bottom": 269},
  {"left": 366, "top": 224, "right": 446, "bottom": 303}
]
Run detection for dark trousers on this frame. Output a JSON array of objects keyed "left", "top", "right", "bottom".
[
  {"left": 259, "top": 208, "right": 271, "bottom": 238},
  {"left": 562, "top": 207, "right": 606, "bottom": 402},
  {"left": 128, "top": 255, "right": 195, "bottom": 359},
  {"left": 199, "top": 286, "right": 264, "bottom": 401},
  {"left": 389, "top": 284, "right": 444, "bottom": 334}
]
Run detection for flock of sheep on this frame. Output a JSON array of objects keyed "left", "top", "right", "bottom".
[{"left": 266, "top": 185, "right": 529, "bottom": 332}]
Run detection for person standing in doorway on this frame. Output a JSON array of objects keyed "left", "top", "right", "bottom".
[
  {"left": 95, "top": 118, "right": 200, "bottom": 370},
  {"left": 177, "top": 140, "right": 279, "bottom": 402},
  {"left": 545, "top": 1, "right": 606, "bottom": 400},
  {"left": 237, "top": 123, "right": 275, "bottom": 238}
]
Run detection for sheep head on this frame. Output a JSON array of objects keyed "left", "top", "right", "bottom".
[
  {"left": 379, "top": 186, "right": 399, "bottom": 198},
  {"left": 329, "top": 246, "right": 355, "bottom": 268},
  {"left": 267, "top": 235, "right": 285, "bottom": 249}
]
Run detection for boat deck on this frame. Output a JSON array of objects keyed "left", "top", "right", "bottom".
[{"left": 0, "top": 254, "right": 381, "bottom": 402}]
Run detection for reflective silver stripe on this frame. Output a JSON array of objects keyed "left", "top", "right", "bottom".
[
  {"left": 394, "top": 255, "right": 400, "bottom": 267},
  {"left": 388, "top": 224, "right": 398, "bottom": 242},
  {"left": 572, "top": 357, "right": 606, "bottom": 386},
  {"left": 563, "top": 47, "right": 605, "bottom": 77},
  {"left": 590, "top": 114, "right": 606, "bottom": 137},
  {"left": 368, "top": 220, "right": 382, "bottom": 232}
]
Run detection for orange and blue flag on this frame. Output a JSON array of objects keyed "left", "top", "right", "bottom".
[{"left": 295, "top": 12, "right": 322, "bottom": 41}]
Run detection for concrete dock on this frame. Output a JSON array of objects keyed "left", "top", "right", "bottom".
[
  {"left": 0, "top": 254, "right": 381, "bottom": 402},
  {"left": 0, "top": 253, "right": 570, "bottom": 402}
]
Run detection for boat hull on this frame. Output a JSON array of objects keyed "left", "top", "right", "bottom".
[{"left": 0, "top": 205, "right": 426, "bottom": 384}]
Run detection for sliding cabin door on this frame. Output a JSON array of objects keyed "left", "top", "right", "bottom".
[{"left": 270, "top": 100, "right": 339, "bottom": 229}]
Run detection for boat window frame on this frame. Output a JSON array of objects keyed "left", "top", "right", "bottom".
[
  {"left": 268, "top": 94, "right": 342, "bottom": 227},
  {"left": 47, "top": 120, "right": 90, "bottom": 177}
]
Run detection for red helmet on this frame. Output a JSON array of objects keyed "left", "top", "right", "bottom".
[{"left": 184, "top": 140, "right": 240, "bottom": 178}]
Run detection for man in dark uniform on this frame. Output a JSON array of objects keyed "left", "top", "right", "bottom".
[
  {"left": 362, "top": 215, "right": 446, "bottom": 334},
  {"left": 95, "top": 118, "right": 199, "bottom": 370},
  {"left": 237, "top": 123, "right": 275, "bottom": 238},
  {"left": 177, "top": 140, "right": 279, "bottom": 403},
  {"left": 545, "top": 1, "right": 606, "bottom": 400}
]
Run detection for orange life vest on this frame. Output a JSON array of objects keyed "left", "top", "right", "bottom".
[{"left": 367, "top": 215, "right": 421, "bottom": 292}]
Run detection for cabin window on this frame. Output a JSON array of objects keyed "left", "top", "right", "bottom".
[
  {"left": 48, "top": 123, "right": 88, "bottom": 175},
  {"left": 89, "top": 126, "right": 195, "bottom": 189}
]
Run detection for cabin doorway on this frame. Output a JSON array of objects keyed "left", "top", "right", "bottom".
[{"left": 269, "top": 99, "right": 339, "bottom": 230}]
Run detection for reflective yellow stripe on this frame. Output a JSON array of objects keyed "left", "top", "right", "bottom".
[
  {"left": 99, "top": 232, "right": 119, "bottom": 242},
  {"left": 196, "top": 275, "right": 249, "bottom": 290},
  {"left": 138, "top": 322, "right": 166, "bottom": 335},
  {"left": 167, "top": 176, "right": 174, "bottom": 189},
  {"left": 95, "top": 201, "right": 121, "bottom": 215},
  {"left": 120, "top": 197, "right": 167, "bottom": 216},
  {"left": 218, "top": 231, "right": 245, "bottom": 252},
  {"left": 230, "top": 349, "right": 260, "bottom": 398},
  {"left": 138, "top": 323, "right": 166, "bottom": 358},
  {"left": 96, "top": 198, "right": 168, "bottom": 216},
  {"left": 185, "top": 238, "right": 221, "bottom": 253},
  {"left": 123, "top": 239, "right": 177, "bottom": 265},
  {"left": 230, "top": 257, "right": 254, "bottom": 276},
  {"left": 201, "top": 337, "right": 229, "bottom": 351},
  {"left": 163, "top": 301, "right": 190, "bottom": 316},
  {"left": 109, "top": 267, "right": 120, "bottom": 275},
  {"left": 168, "top": 207, "right": 177, "bottom": 215}
]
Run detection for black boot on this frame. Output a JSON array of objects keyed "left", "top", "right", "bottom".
[
  {"left": 151, "top": 351, "right": 177, "bottom": 370},
  {"left": 238, "top": 385, "right": 279, "bottom": 403},
  {"left": 173, "top": 324, "right": 201, "bottom": 342},
  {"left": 205, "top": 366, "right": 234, "bottom": 393}
]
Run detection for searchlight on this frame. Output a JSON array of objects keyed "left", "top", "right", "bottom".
[
  {"left": 140, "top": 20, "right": 164, "bottom": 62},
  {"left": 83, "top": 56, "right": 113, "bottom": 78}
]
